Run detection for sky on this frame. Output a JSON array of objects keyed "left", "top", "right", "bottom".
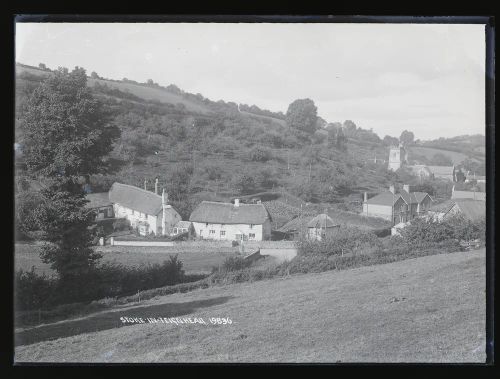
[{"left": 15, "top": 22, "right": 486, "bottom": 140}]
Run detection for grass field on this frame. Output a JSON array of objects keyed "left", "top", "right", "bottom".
[
  {"left": 14, "top": 249, "right": 486, "bottom": 363},
  {"left": 408, "top": 146, "right": 483, "bottom": 164},
  {"left": 15, "top": 243, "right": 238, "bottom": 276}
]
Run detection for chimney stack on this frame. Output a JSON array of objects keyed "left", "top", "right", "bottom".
[
  {"left": 389, "top": 185, "right": 395, "bottom": 194},
  {"left": 234, "top": 199, "right": 240, "bottom": 207},
  {"left": 155, "top": 178, "right": 159, "bottom": 195},
  {"left": 363, "top": 192, "right": 368, "bottom": 202},
  {"left": 161, "top": 188, "right": 166, "bottom": 236},
  {"left": 403, "top": 184, "right": 410, "bottom": 193}
]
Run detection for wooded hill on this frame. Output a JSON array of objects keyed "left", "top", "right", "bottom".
[{"left": 14, "top": 63, "right": 484, "bottom": 221}]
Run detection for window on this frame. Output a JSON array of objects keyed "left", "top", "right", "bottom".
[
  {"left": 209, "top": 230, "right": 215, "bottom": 235},
  {"left": 220, "top": 231, "right": 226, "bottom": 236},
  {"left": 173, "top": 228, "right": 178, "bottom": 234},
  {"left": 249, "top": 233, "right": 256, "bottom": 239},
  {"left": 250, "top": 224, "right": 254, "bottom": 229}
]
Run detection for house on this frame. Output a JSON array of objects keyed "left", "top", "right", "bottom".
[
  {"left": 306, "top": 214, "right": 340, "bottom": 241},
  {"left": 84, "top": 192, "right": 114, "bottom": 220},
  {"left": 465, "top": 173, "right": 486, "bottom": 184},
  {"left": 108, "top": 182, "right": 181, "bottom": 236},
  {"left": 428, "top": 199, "right": 456, "bottom": 222},
  {"left": 451, "top": 183, "right": 486, "bottom": 201},
  {"left": 443, "top": 199, "right": 485, "bottom": 222},
  {"left": 426, "top": 165, "right": 457, "bottom": 181},
  {"left": 171, "top": 220, "right": 194, "bottom": 237},
  {"left": 277, "top": 215, "right": 315, "bottom": 240},
  {"left": 362, "top": 184, "right": 432, "bottom": 225},
  {"left": 189, "top": 199, "right": 272, "bottom": 241}
]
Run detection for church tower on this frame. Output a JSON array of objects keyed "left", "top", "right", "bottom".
[{"left": 388, "top": 144, "right": 406, "bottom": 171}]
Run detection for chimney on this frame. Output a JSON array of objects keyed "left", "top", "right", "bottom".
[
  {"left": 234, "top": 199, "right": 240, "bottom": 207},
  {"left": 389, "top": 185, "right": 395, "bottom": 194},
  {"left": 363, "top": 192, "right": 368, "bottom": 202},
  {"left": 155, "top": 178, "right": 159, "bottom": 195},
  {"left": 403, "top": 184, "right": 410, "bottom": 193}
]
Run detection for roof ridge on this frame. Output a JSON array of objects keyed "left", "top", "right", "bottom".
[{"left": 113, "top": 182, "right": 162, "bottom": 199}]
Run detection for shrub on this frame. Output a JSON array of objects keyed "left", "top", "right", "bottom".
[
  {"left": 15, "top": 267, "right": 58, "bottom": 310},
  {"left": 113, "top": 218, "right": 130, "bottom": 232},
  {"left": 248, "top": 146, "right": 271, "bottom": 162},
  {"left": 296, "top": 226, "right": 381, "bottom": 257}
]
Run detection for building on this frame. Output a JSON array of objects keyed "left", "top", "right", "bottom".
[
  {"left": 428, "top": 199, "right": 456, "bottom": 222},
  {"left": 465, "top": 173, "right": 486, "bottom": 184},
  {"left": 189, "top": 199, "right": 272, "bottom": 241},
  {"left": 362, "top": 184, "right": 432, "bottom": 225},
  {"left": 451, "top": 184, "right": 486, "bottom": 201},
  {"left": 388, "top": 145, "right": 408, "bottom": 171},
  {"left": 427, "top": 165, "right": 457, "bottom": 181},
  {"left": 171, "top": 221, "right": 194, "bottom": 237},
  {"left": 306, "top": 214, "right": 340, "bottom": 241},
  {"left": 84, "top": 192, "right": 114, "bottom": 220},
  {"left": 443, "top": 199, "right": 485, "bottom": 222},
  {"left": 108, "top": 182, "right": 181, "bottom": 236},
  {"left": 277, "top": 215, "right": 315, "bottom": 240}
]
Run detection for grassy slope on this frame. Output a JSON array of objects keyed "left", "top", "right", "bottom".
[
  {"left": 15, "top": 249, "right": 486, "bottom": 363},
  {"left": 15, "top": 243, "right": 238, "bottom": 276},
  {"left": 408, "top": 146, "right": 483, "bottom": 164}
]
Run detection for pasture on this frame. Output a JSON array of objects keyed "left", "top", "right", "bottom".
[
  {"left": 15, "top": 243, "right": 239, "bottom": 276},
  {"left": 15, "top": 249, "right": 486, "bottom": 363},
  {"left": 408, "top": 146, "right": 483, "bottom": 164}
]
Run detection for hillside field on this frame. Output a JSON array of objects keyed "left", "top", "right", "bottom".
[
  {"left": 15, "top": 249, "right": 486, "bottom": 363},
  {"left": 408, "top": 146, "right": 483, "bottom": 164}
]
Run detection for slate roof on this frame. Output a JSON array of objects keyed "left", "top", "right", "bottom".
[
  {"left": 430, "top": 199, "right": 456, "bottom": 213},
  {"left": 427, "top": 166, "right": 455, "bottom": 176},
  {"left": 307, "top": 214, "right": 339, "bottom": 229},
  {"left": 364, "top": 191, "right": 403, "bottom": 206},
  {"left": 189, "top": 201, "right": 271, "bottom": 225},
  {"left": 175, "top": 221, "right": 192, "bottom": 229},
  {"left": 85, "top": 192, "right": 112, "bottom": 209},
  {"left": 399, "top": 189, "right": 431, "bottom": 205},
  {"left": 108, "top": 182, "right": 170, "bottom": 216},
  {"left": 277, "top": 216, "right": 315, "bottom": 233},
  {"left": 450, "top": 200, "right": 485, "bottom": 221}
]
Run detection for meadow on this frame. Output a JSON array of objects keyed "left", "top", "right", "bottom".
[
  {"left": 15, "top": 249, "right": 486, "bottom": 363},
  {"left": 15, "top": 243, "right": 239, "bottom": 276}
]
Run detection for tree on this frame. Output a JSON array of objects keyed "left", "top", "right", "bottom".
[
  {"left": 383, "top": 135, "right": 399, "bottom": 146},
  {"left": 147, "top": 79, "right": 154, "bottom": 85},
  {"left": 336, "top": 128, "right": 348, "bottom": 151},
  {"left": 38, "top": 63, "right": 47, "bottom": 70},
  {"left": 327, "top": 127, "right": 337, "bottom": 148},
  {"left": 343, "top": 120, "right": 357, "bottom": 137},
  {"left": 399, "top": 130, "right": 415, "bottom": 145},
  {"left": 285, "top": 98, "right": 318, "bottom": 134},
  {"left": 90, "top": 71, "right": 99, "bottom": 79},
  {"left": 233, "top": 174, "right": 256, "bottom": 195},
  {"left": 430, "top": 153, "right": 453, "bottom": 166},
  {"left": 20, "top": 67, "right": 120, "bottom": 281}
]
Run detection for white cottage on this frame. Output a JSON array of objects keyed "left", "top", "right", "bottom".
[
  {"left": 189, "top": 199, "right": 272, "bottom": 241},
  {"left": 108, "top": 182, "right": 181, "bottom": 236}
]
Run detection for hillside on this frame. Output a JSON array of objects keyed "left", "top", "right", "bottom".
[
  {"left": 15, "top": 63, "right": 396, "bottom": 221},
  {"left": 15, "top": 249, "right": 486, "bottom": 362}
]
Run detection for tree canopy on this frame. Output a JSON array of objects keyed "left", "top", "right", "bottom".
[{"left": 285, "top": 98, "right": 318, "bottom": 134}]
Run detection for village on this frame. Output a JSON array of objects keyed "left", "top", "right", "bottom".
[
  {"left": 83, "top": 142, "right": 486, "bottom": 262},
  {"left": 13, "top": 21, "right": 489, "bottom": 364}
]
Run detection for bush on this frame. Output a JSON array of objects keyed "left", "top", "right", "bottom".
[
  {"left": 248, "top": 146, "right": 271, "bottom": 162},
  {"left": 15, "top": 255, "right": 186, "bottom": 311},
  {"left": 113, "top": 218, "right": 130, "bottom": 232},
  {"left": 296, "top": 226, "right": 381, "bottom": 257}
]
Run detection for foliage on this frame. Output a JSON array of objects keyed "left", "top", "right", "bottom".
[
  {"left": 285, "top": 98, "right": 318, "bottom": 134},
  {"left": 297, "top": 226, "right": 381, "bottom": 257},
  {"left": 399, "top": 130, "right": 414, "bottom": 145},
  {"left": 15, "top": 255, "right": 186, "bottom": 311},
  {"left": 383, "top": 135, "right": 399, "bottom": 146},
  {"left": 429, "top": 153, "right": 454, "bottom": 166},
  {"left": 19, "top": 67, "right": 120, "bottom": 283}
]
